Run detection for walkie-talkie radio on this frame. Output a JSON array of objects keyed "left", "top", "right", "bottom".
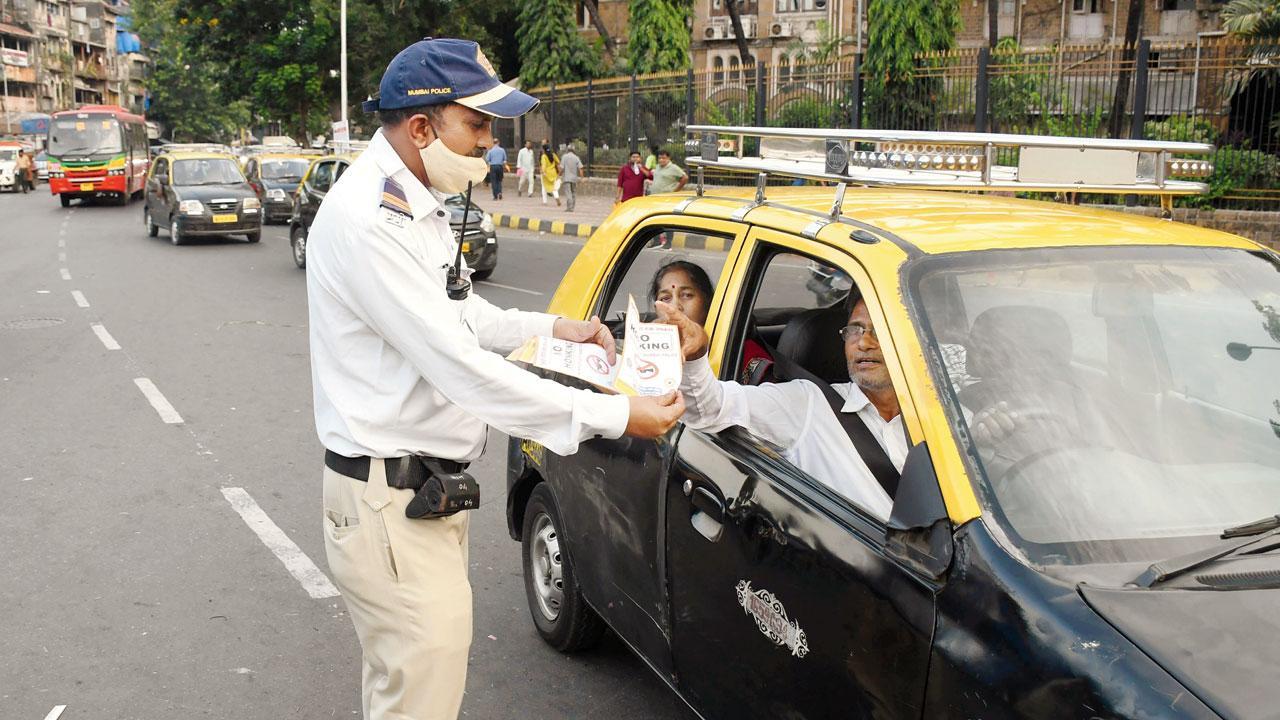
[
  {"left": 445, "top": 181, "right": 474, "bottom": 301},
  {"left": 405, "top": 458, "right": 480, "bottom": 519}
]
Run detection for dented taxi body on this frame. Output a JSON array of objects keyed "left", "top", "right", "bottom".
[{"left": 507, "top": 186, "right": 1280, "bottom": 719}]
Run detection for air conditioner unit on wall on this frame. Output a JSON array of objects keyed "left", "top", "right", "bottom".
[
  {"left": 770, "top": 22, "right": 792, "bottom": 38},
  {"left": 704, "top": 25, "right": 723, "bottom": 40},
  {"left": 741, "top": 19, "right": 757, "bottom": 38}
]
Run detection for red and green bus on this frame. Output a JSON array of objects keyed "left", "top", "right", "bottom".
[{"left": 47, "top": 105, "right": 150, "bottom": 207}]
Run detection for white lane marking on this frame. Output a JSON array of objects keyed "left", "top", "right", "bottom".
[
  {"left": 59, "top": 268, "right": 71, "bottom": 280},
  {"left": 220, "top": 487, "right": 340, "bottom": 599},
  {"left": 58, "top": 251, "right": 66, "bottom": 262},
  {"left": 477, "top": 280, "right": 543, "bottom": 296},
  {"left": 91, "top": 323, "right": 121, "bottom": 350},
  {"left": 133, "top": 378, "right": 184, "bottom": 424},
  {"left": 57, "top": 238, "right": 65, "bottom": 247},
  {"left": 43, "top": 706, "right": 67, "bottom": 720},
  {"left": 71, "top": 290, "right": 89, "bottom": 308}
]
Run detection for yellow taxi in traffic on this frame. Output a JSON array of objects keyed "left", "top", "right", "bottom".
[
  {"left": 506, "top": 126, "right": 1280, "bottom": 719},
  {"left": 143, "top": 150, "right": 262, "bottom": 245}
]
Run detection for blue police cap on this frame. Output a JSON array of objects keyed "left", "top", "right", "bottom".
[{"left": 361, "top": 38, "right": 539, "bottom": 119}]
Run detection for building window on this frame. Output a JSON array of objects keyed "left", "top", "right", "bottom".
[
  {"left": 713, "top": 56, "right": 725, "bottom": 84},
  {"left": 1072, "top": 0, "right": 1100, "bottom": 12},
  {"left": 729, "top": 55, "right": 740, "bottom": 84},
  {"left": 778, "top": 54, "right": 790, "bottom": 85},
  {"left": 1162, "top": 0, "right": 1195, "bottom": 9}
]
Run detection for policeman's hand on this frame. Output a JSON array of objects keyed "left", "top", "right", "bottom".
[
  {"left": 624, "top": 391, "right": 686, "bottom": 438},
  {"left": 655, "top": 301, "right": 708, "bottom": 361},
  {"left": 553, "top": 315, "right": 617, "bottom": 364}
]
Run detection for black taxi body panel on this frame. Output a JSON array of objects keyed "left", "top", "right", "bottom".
[
  {"left": 666, "top": 427, "right": 935, "bottom": 718},
  {"left": 924, "top": 520, "right": 1220, "bottom": 719}
]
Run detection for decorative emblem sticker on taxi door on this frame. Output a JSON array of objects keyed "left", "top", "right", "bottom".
[{"left": 736, "top": 580, "right": 809, "bottom": 658}]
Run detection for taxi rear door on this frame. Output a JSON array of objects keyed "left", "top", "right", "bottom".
[{"left": 663, "top": 229, "right": 938, "bottom": 718}]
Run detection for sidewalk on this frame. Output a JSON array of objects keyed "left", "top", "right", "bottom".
[{"left": 481, "top": 184, "right": 615, "bottom": 238}]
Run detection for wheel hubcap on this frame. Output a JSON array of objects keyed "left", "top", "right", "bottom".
[
  {"left": 293, "top": 230, "right": 306, "bottom": 264},
  {"left": 529, "top": 512, "right": 564, "bottom": 622}
]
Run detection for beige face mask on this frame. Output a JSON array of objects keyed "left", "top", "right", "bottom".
[{"left": 419, "top": 137, "right": 490, "bottom": 194}]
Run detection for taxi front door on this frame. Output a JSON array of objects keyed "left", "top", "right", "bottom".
[{"left": 664, "top": 427, "right": 936, "bottom": 718}]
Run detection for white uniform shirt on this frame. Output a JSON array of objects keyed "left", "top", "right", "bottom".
[
  {"left": 307, "top": 129, "right": 629, "bottom": 460},
  {"left": 516, "top": 147, "right": 535, "bottom": 171},
  {"left": 680, "top": 357, "right": 904, "bottom": 519}
]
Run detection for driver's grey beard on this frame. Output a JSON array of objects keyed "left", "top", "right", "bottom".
[{"left": 849, "top": 361, "right": 893, "bottom": 392}]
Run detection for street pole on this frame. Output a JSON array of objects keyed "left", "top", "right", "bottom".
[{"left": 340, "top": 0, "right": 348, "bottom": 146}]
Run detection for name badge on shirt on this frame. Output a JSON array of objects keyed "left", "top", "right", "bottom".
[{"left": 380, "top": 206, "right": 407, "bottom": 228}]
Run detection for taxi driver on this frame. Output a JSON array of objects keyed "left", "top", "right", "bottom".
[{"left": 659, "top": 294, "right": 906, "bottom": 519}]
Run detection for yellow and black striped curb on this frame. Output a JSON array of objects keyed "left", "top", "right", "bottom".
[
  {"left": 492, "top": 213, "right": 596, "bottom": 238},
  {"left": 492, "top": 214, "right": 729, "bottom": 251}
]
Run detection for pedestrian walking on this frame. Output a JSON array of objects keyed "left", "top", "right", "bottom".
[
  {"left": 560, "top": 144, "right": 582, "bottom": 212},
  {"left": 516, "top": 140, "right": 535, "bottom": 196},
  {"left": 615, "top": 150, "right": 650, "bottom": 205},
  {"left": 539, "top": 143, "right": 561, "bottom": 206},
  {"left": 484, "top": 137, "right": 508, "bottom": 200},
  {"left": 16, "top": 149, "right": 35, "bottom": 193},
  {"left": 309, "top": 38, "right": 685, "bottom": 720}
]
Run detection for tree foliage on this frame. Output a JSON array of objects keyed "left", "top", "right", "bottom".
[
  {"left": 131, "top": 0, "right": 250, "bottom": 141},
  {"left": 625, "top": 0, "right": 690, "bottom": 75},
  {"left": 517, "top": 0, "right": 602, "bottom": 87},
  {"left": 135, "top": 0, "right": 524, "bottom": 141},
  {"left": 1223, "top": 0, "right": 1280, "bottom": 37},
  {"left": 863, "top": 0, "right": 960, "bottom": 129}
]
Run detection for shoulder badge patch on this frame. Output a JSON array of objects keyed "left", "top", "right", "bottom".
[
  {"left": 379, "top": 177, "right": 413, "bottom": 226},
  {"left": 736, "top": 580, "right": 809, "bottom": 658}
]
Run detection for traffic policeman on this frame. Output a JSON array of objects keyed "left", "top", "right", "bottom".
[{"left": 307, "top": 38, "right": 685, "bottom": 720}]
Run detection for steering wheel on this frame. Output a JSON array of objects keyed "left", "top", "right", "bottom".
[{"left": 971, "top": 403, "right": 1085, "bottom": 483}]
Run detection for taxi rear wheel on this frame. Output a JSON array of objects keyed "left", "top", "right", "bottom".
[{"left": 521, "top": 483, "right": 606, "bottom": 652}]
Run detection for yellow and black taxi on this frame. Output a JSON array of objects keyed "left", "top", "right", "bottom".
[
  {"left": 143, "top": 150, "right": 262, "bottom": 245},
  {"left": 287, "top": 148, "right": 498, "bottom": 275},
  {"left": 242, "top": 152, "right": 315, "bottom": 223},
  {"left": 288, "top": 151, "right": 360, "bottom": 268},
  {"left": 506, "top": 126, "right": 1280, "bottom": 719}
]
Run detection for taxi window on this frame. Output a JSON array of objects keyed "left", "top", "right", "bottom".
[
  {"left": 596, "top": 226, "right": 733, "bottom": 334},
  {"left": 724, "top": 246, "right": 902, "bottom": 520},
  {"left": 310, "top": 161, "right": 334, "bottom": 192}
]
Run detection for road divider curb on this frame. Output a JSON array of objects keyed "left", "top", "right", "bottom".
[
  {"left": 491, "top": 213, "right": 596, "bottom": 239},
  {"left": 490, "top": 214, "right": 724, "bottom": 251}
]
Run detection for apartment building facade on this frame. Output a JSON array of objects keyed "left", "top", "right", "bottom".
[{"left": 1, "top": 0, "right": 149, "bottom": 133}]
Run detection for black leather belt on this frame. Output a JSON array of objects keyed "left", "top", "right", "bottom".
[{"left": 324, "top": 450, "right": 468, "bottom": 491}]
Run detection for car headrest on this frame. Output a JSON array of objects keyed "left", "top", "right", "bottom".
[
  {"left": 965, "top": 305, "right": 1072, "bottom": 380},
  {"left": 776, "top": 305, "right": 849, "bottom": 384}
]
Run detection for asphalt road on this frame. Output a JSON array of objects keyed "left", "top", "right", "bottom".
[{"left": 0, "top": 188, "right": 699, "bottom": 720}]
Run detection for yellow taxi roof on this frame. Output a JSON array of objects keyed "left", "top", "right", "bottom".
[
  {"left": 254, "top": 152, "right": 319, "bottom": 161},
  {"left": 630, "top": 186, "right": 1257, "bottom": 254},
  {"left": 159, "top": 151, "right": 240, "bottom": 162}
]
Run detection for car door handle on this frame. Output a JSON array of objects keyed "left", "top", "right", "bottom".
[{"left": 690, "top": 486, "right": 724, "bottom": 522}]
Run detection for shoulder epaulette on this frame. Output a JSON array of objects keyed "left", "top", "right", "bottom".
[{"left": 379, "top": 177, "right": 413, "bottom": 219}]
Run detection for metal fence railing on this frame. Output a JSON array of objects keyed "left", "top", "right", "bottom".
[{"left": 493, "top": 36, "right": 1278, "bottom": 209}]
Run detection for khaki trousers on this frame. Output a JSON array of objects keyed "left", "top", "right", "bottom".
[{"left": 323, "top": 460, "right": 472, "bottom": 720}]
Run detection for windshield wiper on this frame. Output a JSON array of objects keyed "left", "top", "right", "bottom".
[
  {"left": 1130, "top": 523, "right": 1280, "bottom": 588},
  {"left": 1223, "top": 514, "right": 1280, "bottom": 538}
]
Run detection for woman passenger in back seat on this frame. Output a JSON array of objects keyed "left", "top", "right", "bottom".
[{"left": 648, "top": 259, "right": 773, "bottom": 381}]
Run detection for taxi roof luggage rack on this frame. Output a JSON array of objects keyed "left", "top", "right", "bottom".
[{"left": 683, "top": 125, "right": 1214, "bottom": 206}]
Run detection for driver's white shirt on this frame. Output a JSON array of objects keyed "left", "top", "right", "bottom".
[
  {"left": 680, "top": 356, "right": 903, "bottom": 519},
  {"left": 307, "top": 129, "right": 629, "bottom": 460}
]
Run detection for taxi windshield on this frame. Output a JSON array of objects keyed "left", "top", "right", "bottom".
[
  {"left": 0, "top": 148, "right": 16, "bottom": 162},
  {"left": 261, "top": 159, "right": 309, "bottom": 179},
  {"left": 914, "top": 246, "right": 1280, "bottom": 568},
  {"left": 173, "top": 158, "right": 246, "bottom": 185}
]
